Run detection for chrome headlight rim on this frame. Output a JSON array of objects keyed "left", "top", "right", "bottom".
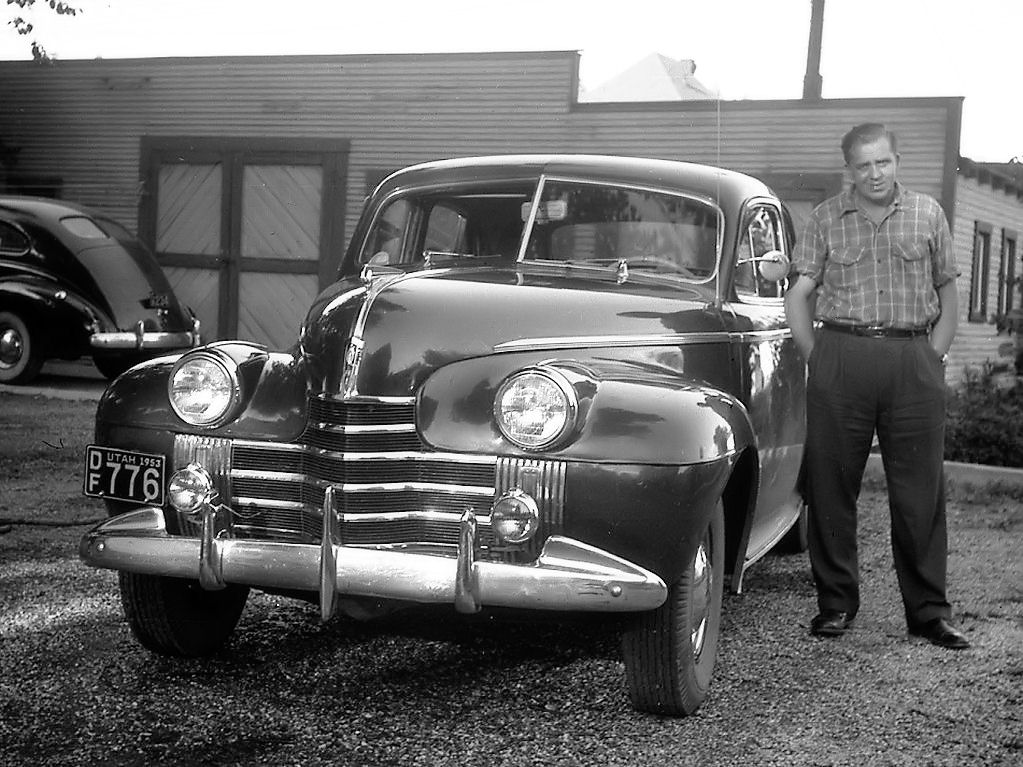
[
  {"left": 167, "top": 349, "right": 242, "bottom": 428},
  {"left": 493, "top": 365, "right": 579, "bottom": 451}
]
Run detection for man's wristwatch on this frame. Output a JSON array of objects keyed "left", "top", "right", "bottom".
[{"left": 940, "top": 353, "right": 949, "bottom": 365}]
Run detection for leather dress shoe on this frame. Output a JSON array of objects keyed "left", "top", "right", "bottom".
[
  {"left": 909, "top": 618, "right": 970, "bottom": 650},
  {"left": 810, "top": 610, "right": 854, "bottom": 637}
]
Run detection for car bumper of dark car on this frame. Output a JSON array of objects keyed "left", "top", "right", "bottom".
[
  {"left": 90, "top": 329, "right": 199, "bottom": 351},
  {"left": 79, "top": 505, "right": 668, "bottom": 616}
]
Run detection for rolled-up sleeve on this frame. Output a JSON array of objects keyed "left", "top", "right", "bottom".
[
  {"left": 791, "top": 209, "right": 828, "bottom": 285},
  {"left": 929, "top": 203, "right": 958, "bottom": 287}
]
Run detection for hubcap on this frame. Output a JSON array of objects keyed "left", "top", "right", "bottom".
[
  {"left": 0, "top": 327, "right": 24, "bottom": 368},
  {"left": 690, "top": 532, "right": 712, "bottom": 658}
]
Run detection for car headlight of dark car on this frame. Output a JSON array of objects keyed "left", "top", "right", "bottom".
[
  {"left": 493, "top": 366, "right": 579, "bottom": 450},
  {"left": 168, "top": 350, "right": 241, "bottom": 427}
]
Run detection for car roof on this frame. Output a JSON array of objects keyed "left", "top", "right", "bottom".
[
  {"left": 374, "top": 154, "right": 775, "bottom": 207},
  {"left": 0, "top": 194, "right": 101, "bottom": 225}
]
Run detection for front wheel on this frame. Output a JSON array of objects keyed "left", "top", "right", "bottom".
[
  {"left": 621, "top": 500, "right": 724, "bottom": 716},
  {"left": 119, "top": 572, "right": 249, "bottom": 657}
]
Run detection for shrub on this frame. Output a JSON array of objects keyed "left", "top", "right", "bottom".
[{"left": 945, "top": 364, "right": 1023, "bottom": 468}]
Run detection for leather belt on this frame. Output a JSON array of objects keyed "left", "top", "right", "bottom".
[{"left": 821, "top": 321, "right": 930, "bottom": 338}]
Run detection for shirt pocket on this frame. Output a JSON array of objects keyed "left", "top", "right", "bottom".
[
  {"left": 825, "top": 245, "right": 867, "bottom": 288},
  {"left": 893, "top": 239, "right": 930, "bottom": 262}
]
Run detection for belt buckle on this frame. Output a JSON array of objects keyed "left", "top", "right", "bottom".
[{"left": 863, "top": 325, "right": 886, "bottom": 336}]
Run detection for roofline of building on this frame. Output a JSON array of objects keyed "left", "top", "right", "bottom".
[
  {"left": 959, "top": 156, "right": 1023, "bottom": 200},
  {"left": 571, "top": 94, "right": 964, "bottom": 112},
  {"left": 0, "top": 50, "right": 582, "bottom": 67}
]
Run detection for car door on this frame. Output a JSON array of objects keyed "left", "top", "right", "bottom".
[{"left": 727, "top": 200, "right": 806, "bottom": 557}]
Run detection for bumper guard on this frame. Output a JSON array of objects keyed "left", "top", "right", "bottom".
[{"left": 90, "top": 319, "right": 201, "bottom": 351}]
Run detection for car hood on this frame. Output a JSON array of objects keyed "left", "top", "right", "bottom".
[{"left": 302, "top": 265, "right": 725, "bottom": 397}]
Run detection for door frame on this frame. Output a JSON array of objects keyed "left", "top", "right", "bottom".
[{"left": 138, "top": 136, "right": 350, "bottom": 340}]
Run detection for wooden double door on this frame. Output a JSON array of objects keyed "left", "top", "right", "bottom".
[{"left": 139, "top": 137, "right": 349, "bottom": 349}]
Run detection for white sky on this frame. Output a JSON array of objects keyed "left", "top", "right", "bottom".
[{"left": 1, "top": 0, "right": 1016, "bottom": 161}]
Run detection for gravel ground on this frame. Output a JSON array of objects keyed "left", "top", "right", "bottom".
[{"left": 1, "top": 396, "right": 1021, "bottom": 766}]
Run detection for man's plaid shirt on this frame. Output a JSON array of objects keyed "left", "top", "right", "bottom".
[{"left": 791, "top": 184, "right": 957, "bottom": 328}]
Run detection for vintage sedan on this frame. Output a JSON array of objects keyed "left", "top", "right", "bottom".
[
  {"left": 80, "top": 155, "right": 806, "bottom": 716},
  {"left": 0, "top": 195, "right": 199, "bottom": 383}
]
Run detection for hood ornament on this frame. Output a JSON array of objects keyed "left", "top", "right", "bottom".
[{"left": 616, "top": 259, "right": 630, "bottom": 284}]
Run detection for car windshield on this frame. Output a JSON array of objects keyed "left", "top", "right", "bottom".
[
  {"left": 523, "top": 179, "right": 719, "bottom": 282},
  {"left": 358, "top": 176, "right": 720, "bottom": 283}
]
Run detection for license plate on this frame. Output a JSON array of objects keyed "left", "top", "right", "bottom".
[{"left": 84, "top": 445, "right": 166, "bottom": 505}]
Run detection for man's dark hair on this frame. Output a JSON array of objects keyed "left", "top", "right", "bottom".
[{"left": 841, "top": 123, "right": 898, "bottom": 164}]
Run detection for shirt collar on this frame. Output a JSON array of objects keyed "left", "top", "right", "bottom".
[{"left": 840, "top": 182, "right": 905, "bottom": 215}]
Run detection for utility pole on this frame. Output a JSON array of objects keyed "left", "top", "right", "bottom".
[{"left": 803, "top": 0, "right": 825, "bottom": 100}]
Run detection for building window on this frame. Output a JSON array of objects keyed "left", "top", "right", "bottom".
[
  {"left": 999, "top": 229, "right": 1019, "bottom": 317},
  {"left": 969, "top": 221, "right": 992, "bottom": 323}
]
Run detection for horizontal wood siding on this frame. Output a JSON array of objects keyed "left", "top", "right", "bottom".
[
  {"left": 0, "top": 52, "right": 576, "bottom": 238},
  {"left": 567, "top": 101, "right": 951, "bottom": 201},
  {"left": 1, "top": 53, "right": 954, "bottom": 238},
  {"left": 949, "top": 174, "right": 1023, "bottom": 383}
]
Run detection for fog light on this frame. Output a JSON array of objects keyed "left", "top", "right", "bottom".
[
  {"left": 491, "top": 489, "right": 540, "bottom": 544},
  {"left": 168, "top": 463, "right": 214, "bottom": 514}
]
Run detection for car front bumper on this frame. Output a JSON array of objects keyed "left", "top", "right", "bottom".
[{"left": 79, "top": 492, "right": 668, "bottom": 619}]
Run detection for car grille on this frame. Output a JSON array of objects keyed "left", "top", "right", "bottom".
[{"left": 171, "top": 396, "right": 565, "bottom": 562}]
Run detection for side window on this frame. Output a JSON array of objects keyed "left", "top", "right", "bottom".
[
  {"left": 0, "top": 221, "right": 30, "bottom": 257},
  {"left": 734, "top": 205, "right": 788, "bottom": 299},
  {"left": 361, "top": 199, "right": 411, "bottom": 265}
]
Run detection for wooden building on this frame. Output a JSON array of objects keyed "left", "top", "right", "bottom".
[{"left": 1, "top": 50, "right": 1020, "bottom": 382}]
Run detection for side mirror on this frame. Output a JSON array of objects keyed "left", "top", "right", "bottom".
[{"left": 757, "top": 250, "right": 790, "bottom": 283}]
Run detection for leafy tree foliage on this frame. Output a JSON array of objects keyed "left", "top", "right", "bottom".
[{"left": 7, "top": 0, "right": 78, "bottom": 62}]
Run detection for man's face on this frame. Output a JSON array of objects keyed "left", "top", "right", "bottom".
[{"left": 847, "top": 136, "right": 899, "bottom": 206}]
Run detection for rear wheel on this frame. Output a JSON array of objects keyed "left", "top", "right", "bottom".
[
  {"left": 119, "top": 572, "right": 249, "bottom": 657},
  {"left": 0, "top": 311, "right": 44, "bottom": 384},
  {"left": 622, "top": 501, "right": 724, "bottom": 716}
]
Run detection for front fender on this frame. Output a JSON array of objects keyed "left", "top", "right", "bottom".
[
  {"left": 418, "top": 354, "right": 755, "bottom": 465},
  {"left": 96, "top": 343, "right": 310, "bottom": 445},
  {"left": 0, "top": 278, "right": 106, "bottom": 351}
]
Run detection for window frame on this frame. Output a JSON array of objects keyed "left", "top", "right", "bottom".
[
  {"left": 998, "top": 228, "right": 1018, "bottom": 318},
  {"left": 969, "top": 220, "right": 993, "bottom": 323},
  {"left": 732, "top": 200, "right": 790, "bottom": 302}
]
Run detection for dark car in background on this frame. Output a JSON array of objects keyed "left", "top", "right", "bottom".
[
  {"left": 0, "top": 196, "right": 199, "bottom": 383},
  {"left": 79, "top": 155, "right": 806, "bottom": 716}
]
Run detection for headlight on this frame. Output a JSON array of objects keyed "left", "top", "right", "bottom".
[
  {"left": 168, "top": 351, "right": 240, "bottom": 427},
  {"left": 494, "top": 367, "right": 578, "bottom": 450}
]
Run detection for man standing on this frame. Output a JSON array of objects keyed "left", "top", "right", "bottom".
[{"left": 785, "top": 122, "right": 969, "bottom": 650}]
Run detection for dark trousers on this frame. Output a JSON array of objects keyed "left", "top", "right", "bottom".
[{"left": 804, "top": 328, "right": 951, "bottom": 627}]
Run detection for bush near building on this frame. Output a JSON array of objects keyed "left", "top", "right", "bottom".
[{"left": 945, "top": 365, "right": 1023, "bottom": 468}]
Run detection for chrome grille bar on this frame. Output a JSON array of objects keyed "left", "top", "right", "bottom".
[{"left": 172, "top": 398, "right": 567, "bottom": 560}]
